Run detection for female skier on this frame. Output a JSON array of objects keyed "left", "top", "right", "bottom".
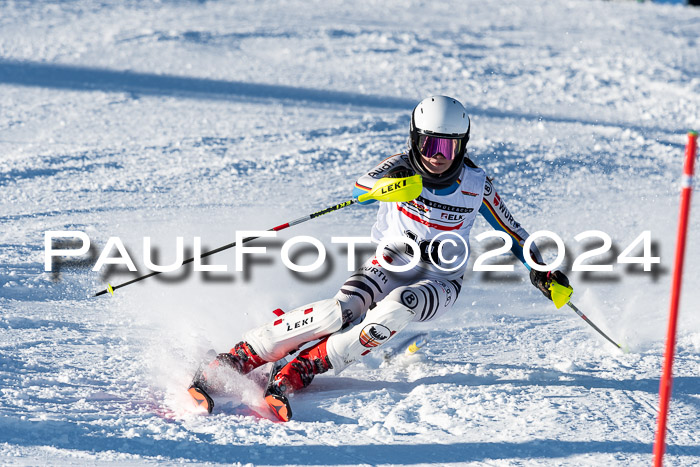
[{"left": 188, "top": 95, "right": 569, "bottom": 421}]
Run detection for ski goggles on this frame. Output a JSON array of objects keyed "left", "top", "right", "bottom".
[{"left": 417, "top": 134, "right": 462, "bottom": 160}]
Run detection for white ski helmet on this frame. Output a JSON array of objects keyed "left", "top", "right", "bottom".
[{"left": 409, "top": 95, "right": 471, "bottom": 188}]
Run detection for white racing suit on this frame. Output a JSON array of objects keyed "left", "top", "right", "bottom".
[{"left": 245, "top": 153, "right": 542, "bottom": 374}]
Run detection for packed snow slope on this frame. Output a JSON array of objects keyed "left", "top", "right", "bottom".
[{"left": 1, "top": 0, "right": 699, "bottom": 465}]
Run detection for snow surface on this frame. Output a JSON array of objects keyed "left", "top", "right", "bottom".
[{"left": 1, "top": 0, "right": 700, "bottom": 465}]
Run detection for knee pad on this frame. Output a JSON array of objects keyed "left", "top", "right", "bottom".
[
  {"left": 243, "top": 298, "right": 343, "bottom": 362},
  {"left": 325, "top": 300, "right": 415, "bottom": 374}
]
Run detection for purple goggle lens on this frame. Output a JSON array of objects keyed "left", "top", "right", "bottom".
[{"left": 418, "top": 135, "right": 461, "bottom": 160}]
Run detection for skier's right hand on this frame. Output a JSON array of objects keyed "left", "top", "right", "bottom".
[{"left": 385, "top": 166, "right": 415, "bottom": 179}]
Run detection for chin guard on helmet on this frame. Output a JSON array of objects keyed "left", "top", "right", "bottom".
[{"left": 408, "top": 95, "right": 471, "bottom": 189}]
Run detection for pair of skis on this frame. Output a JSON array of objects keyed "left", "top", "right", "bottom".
[
  {"left": 186, "top": 350, "right": 292, "bottom": 421},
  {"left": 187, "top": 332, "right": 429, "bottom": 422}
]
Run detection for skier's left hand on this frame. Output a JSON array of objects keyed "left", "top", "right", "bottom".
[{"left": 530, "top": 268, "right": 570, "bottom": 301}]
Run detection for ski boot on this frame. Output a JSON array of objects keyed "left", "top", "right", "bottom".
[
  {"left": 264, "top": 338, "right": 332, "bottom": 422},
  {"left": 188, "top": 341, "right": 266, "bottom": 413}
]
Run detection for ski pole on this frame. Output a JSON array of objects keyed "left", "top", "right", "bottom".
[
  {"left": 93, "top": 175, "right": 422, "bottom": 297},
  {"left": 566, "top": 301, "right": 624, "bottom": 350},
  {"left": 549, "top": 281, "right": 624, "bottom": 350}
]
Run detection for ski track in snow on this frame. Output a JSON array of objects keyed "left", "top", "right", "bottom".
[{"left": 1, "top": 0, "right": 699, "bottom": 465}]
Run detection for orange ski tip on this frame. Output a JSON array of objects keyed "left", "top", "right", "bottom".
[
  {"left": 188, "top": 386, "right": 213, "bottom": 413},
  {"left": 265, "top": 394, "right": 291, "bottom": 422}
]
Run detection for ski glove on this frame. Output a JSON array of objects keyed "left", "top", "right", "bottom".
[
  {"left": 385, "top": 166, "right": 415, "bottom": 179},
  {"left": 530, "top": 268, "right": 570, "bottom": 301}
]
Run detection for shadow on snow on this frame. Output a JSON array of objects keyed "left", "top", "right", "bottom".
[
  {"left": 2, "top": 416, "right": 697, "bottom": 464},
  {"left": 0, "top": 59, "right": 672, "bottom": 134}
]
